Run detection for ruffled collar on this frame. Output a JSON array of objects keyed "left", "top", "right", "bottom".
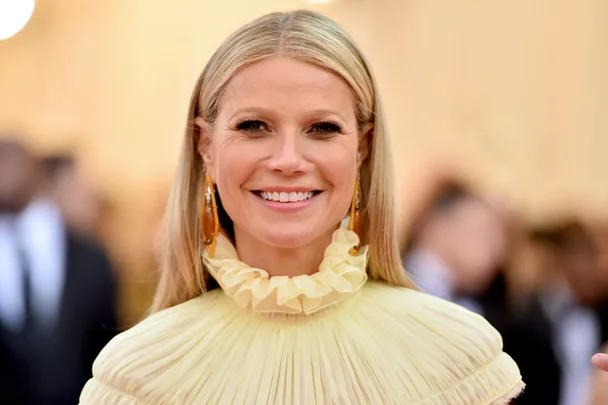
[{"left": 202, "top": 221, "right": 368, "bottom": 315}]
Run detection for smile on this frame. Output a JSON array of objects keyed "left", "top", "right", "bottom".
[{"left": 253, "top": 190, "right": 323, "bottom": 203}]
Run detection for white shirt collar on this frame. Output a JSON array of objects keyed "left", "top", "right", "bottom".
[
  {"left": 406, "top": 249, "right": 456, "bottom": 301},
  {"left": 0, "top": 198, "right": 66, "bottom": 331}
]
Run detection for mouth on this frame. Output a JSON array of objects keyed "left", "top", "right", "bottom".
[{"left": 252, "top": 190, "right": 323, "bottom": 203}]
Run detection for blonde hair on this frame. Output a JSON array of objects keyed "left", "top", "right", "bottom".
[{"left": 151, "top": 10, "right": 414, "bottom": 312}]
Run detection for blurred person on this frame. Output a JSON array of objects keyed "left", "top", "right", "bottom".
[
  {"left": 0, "top": 138, "right": 40, "bottom": 401},
  {"left": 41, "top": 154, "right": 105, "bottom": 240},
  {"left": 500, "top": 227, "right": 565, "bottom": 405},
  {"left": 0, "top": 139, "right": 118, "bottom": 405},
  {"left": 592, "top": 223, "right": 608, "bottom": 314},
  {"left": 0, "top": 138, "right": 39, "bottom": 212},
  {"left": 595, "top": 224, "right": 608, "bottom": 342},
  {"left": 536, "top": 220, "right": 608, "bottom": 405},
  {"left": 404, "top": 181, "right": 561, "bottom": 404},
  {"left": 506, "top": 226, "right": 560, "bottom": 300},
  {"left": 79, "top": 11, "right": 524, "bottom": 404},
  {"left": 499, "top": 222, "right": 608, "bottom": 405},
  {"left": 404, "top": 180, "right": 508, "bottom": 311},
  {"left": 554, "top": 222, "right": 607, "bottom": 307}
]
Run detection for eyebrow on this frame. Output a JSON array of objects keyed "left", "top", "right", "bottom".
[
  {"left": 305, "top": 109, "right": 349, "bottom": 122},
  {"left": 228, "top": 107, "right": 349, "bottom": 122}
]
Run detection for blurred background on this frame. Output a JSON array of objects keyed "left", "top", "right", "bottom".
[{"left": 0, "top": 0, "right": 607, "bottom": 404}]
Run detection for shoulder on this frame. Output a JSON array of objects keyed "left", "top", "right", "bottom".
[
  {"left": 359, "top": 282, "right": 503, "bottom": 342},
  {"left": 356, "top": 283, "right": 506, "bottom": 363},
  {"left": 80, "top": 290, "right": 231, "bottom": 404},
  {"left": 352, "top": 282, "right": 524, "bottom": 403}
]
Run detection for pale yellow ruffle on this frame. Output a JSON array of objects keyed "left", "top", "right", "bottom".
[
  {"left": 202, "top": 223, "right": 368, "bottom": 314},
  {"left": 80, "top": 284, "right": 524, "bottom": 404}
]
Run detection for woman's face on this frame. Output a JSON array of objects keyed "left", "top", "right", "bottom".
[{"left": 200, "top": 56, "right": 367, "bottom": 249}]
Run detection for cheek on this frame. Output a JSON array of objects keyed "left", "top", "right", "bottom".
[
  {"left": 314, "top": 150, "right": 358, "bottom": 213},
  {"left": 213, "top": 142, "right": 257, "bottom": 201},
  {"left": 215, "top": 144, "right": 252, "bottom": 182}
]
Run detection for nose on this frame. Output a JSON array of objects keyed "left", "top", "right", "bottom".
[{"left": 266, "top": 131, "right": 306, "bottom": 175}]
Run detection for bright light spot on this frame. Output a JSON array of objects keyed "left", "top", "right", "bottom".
[
  {"left": 307, "top": 0, "right": 336, "bottom": 4},
  {"left": 0, "top": 0, "right": 36, "bottom": 40}
]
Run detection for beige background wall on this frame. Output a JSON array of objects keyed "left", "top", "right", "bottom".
[
  {"left": 365, "top": 0, "right": 608, "bottom": 223},
  {"left": 1, "top": 0, "right": 606, "bottom": 319}
]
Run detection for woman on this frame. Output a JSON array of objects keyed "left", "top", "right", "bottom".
[{"left": 80, "top": 10, "right": 525, "bottom": 404}]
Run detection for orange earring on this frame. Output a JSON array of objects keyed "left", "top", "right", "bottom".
[
  {"left": 201, "top": 173, "right": 220, "bottom": 257},
  {"left": 348, "top": 173, "right": 363, "bottom": 255}
]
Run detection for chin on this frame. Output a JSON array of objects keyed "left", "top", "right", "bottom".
[
  {"left": 260, "top": 230, "right": 318, "bottom": 250},
  {"left": 251, "top": 219, "right": 331, "bottom": 249}
]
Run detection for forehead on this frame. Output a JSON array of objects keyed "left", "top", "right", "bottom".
[{"left": 220, "top": 57, "right": 356, "bottom": 118}]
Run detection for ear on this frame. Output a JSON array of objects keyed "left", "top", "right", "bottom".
[
  {"left": 195, "top": 117, "right": 215, "bottom": 176},
  {"left": 357, "top": 123, "right": 372, "bottom": 169}
]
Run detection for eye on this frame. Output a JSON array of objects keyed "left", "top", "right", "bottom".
[
  {"left": 308, "top": 121, "right": 342, "bottom": 137},
  {"left": 236, "top": 119, "right": 269, "bottom": 133}
]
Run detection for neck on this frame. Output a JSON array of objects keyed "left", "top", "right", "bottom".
[{"left": 233, "top": 226, "right": 336, "bottom": 277}]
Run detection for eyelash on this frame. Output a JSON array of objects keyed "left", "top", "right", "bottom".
[
  {"left": 233, "top": 119, "right": 343, "bottom": 137},
  {"left": 308, "top": 121, "right": 343, "bottom": 136},
  {"left": 234, "top": 119, "right": 268, "bottom": 133}
]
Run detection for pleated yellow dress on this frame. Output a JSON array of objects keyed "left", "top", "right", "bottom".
[{"left": 80, "top": 225, "right": 524, "bottom": 404}]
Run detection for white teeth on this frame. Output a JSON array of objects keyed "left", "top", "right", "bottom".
[{"left": 259, "top": 191, "right": 315, "bottom": 202}]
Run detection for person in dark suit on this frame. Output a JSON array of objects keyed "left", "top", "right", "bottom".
[
  {"left": 539, "top": 221, "right": 608, "bottom": 405},
  {"left": 476, "top": 272, "right": 562, "bottom": 405},
  {"left": 0, "top": 139, "right": 118, "bottom": 405},
  {"left": 403, "top": 180, "right": 561, "bottom": 404}
]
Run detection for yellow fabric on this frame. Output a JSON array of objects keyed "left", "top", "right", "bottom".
[{"left": 80, "top": 225, "right": 524, "bottom": 404}]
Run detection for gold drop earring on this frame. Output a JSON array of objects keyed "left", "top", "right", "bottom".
[
  {"left": 201, "top": 173, "right": 220, "bottom": 257},
  {"left": 349, "top": 156, "right": 363, "bottom": 255}
]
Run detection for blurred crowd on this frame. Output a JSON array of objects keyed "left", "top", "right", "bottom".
[
  {"left": 1, "top": 136, "right": 608, "bottom": 404},
  {"left": 402, "top": 172, "right": 608, "bottom": 405}
]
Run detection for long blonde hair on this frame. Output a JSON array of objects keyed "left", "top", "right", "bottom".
[{"left": 150, "top": 10, "right": 414, "bottom": 313}]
